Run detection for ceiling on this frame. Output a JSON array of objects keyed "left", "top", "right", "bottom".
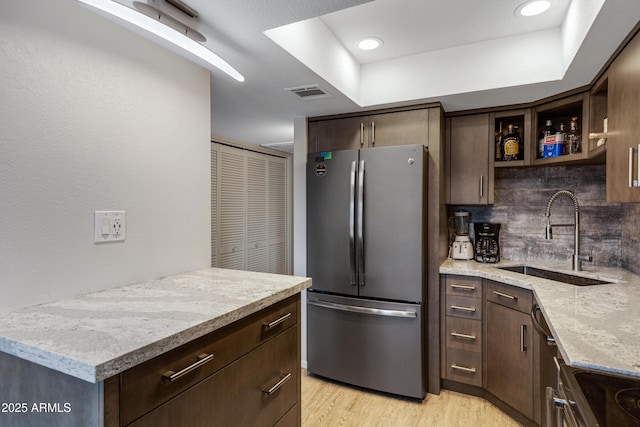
[{"left": 120, "top": 0, "right": 640, "bottom": 150}]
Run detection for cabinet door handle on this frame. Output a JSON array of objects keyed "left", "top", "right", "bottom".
[
  {"left": 451, "top": 332, "right": 476, "bottom": 340},
  {"left": 450, "top": 305, "right": 476, "bottom": 313},
  {"left": 371, "top": 121, "right": 375, "bottom": 146},
  {"left": 450, "top": 284, "right": 476, "bottom": 291},
  {"left": 629, "top": 146, "right": 634, "bottom": 188},
  {"left": 360, "top": 123, "right": 364, "bottom": 146},
  {"left": 479, "top": 175, "right": 484, "bottom": 198},
  {"left": 521, "top": 325, "right": 528, "bottom": 352},
  {"left": 493, "top": 290, "right": 517, "bottom": 300},
  {"left": 162, "top": 353, "right": 215, "bottom": 383},
  {"left": 263, "top": 373, "right": 292, "bottom": 395},
  {"left": 451, "top": 364, "right": 476, "bottom": 373},
  {"left": 263, "top": 312, "right": 292, "bottom": 329},
  {"left": 628, "top": 145, "right": 640, "bottom": 188}
]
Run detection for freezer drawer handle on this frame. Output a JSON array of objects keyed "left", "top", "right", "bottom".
[
  {"left": 262, "top": 373, "right": 292, "bottom": 395},
  {"left": 450, "top": 305, "right": 476, "bottom": 313},
  {"left": 161, "top": 353, "right": 215, "bottom": 383},
  {"left": 451, "top": 364, "right": 476, "bottom": 373},
  {"left": 308, "top": 299, "right": 417, "bottom": 318},
  {"left": 263, "top": 312, "right": 292, "bottom": 329}
]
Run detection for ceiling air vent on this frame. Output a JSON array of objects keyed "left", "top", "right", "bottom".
[{"left": 285, "top": 84, "right": 332, "bottom": 101}]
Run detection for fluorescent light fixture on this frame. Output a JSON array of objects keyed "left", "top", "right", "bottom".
[
  {"left": 516, "top": 0, "right": 551, "bottom": 17},
  {"left": 75, "top": 0, "right": 244, "bottom": 82},
  {"left": 357, "top": 37, "right": 383, "bottom": 51}
]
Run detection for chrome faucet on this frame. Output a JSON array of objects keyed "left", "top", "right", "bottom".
[{"left": 544, "top": 190, "right": 592, "bottom": 271}]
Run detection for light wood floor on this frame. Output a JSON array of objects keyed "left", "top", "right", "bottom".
[{"left": 301, "top": 371, "right": 523, "bottom": 427}]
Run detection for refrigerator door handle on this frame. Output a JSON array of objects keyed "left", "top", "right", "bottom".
[
  {"left": 357, "top": 159, "right": 365, "bottom": 286},
  {"left": 308, "top": 299, "right": 417, "bottom": 318},
  {"left": 349, "top": 161, "right": 357, "bottom": 286}
]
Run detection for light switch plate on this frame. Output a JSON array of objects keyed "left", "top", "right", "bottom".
[{"left": 94, "top": 211, "right": 126, "bottom": 243}]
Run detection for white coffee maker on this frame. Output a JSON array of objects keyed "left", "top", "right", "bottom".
[{"left": 450, "top": 210, "right": 474, "bottom": 260}]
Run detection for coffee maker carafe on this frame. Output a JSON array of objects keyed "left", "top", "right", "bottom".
[
  {"left": 450, "top": 211, "right": 474, "bottom": 260},
  {"left": 474, "top": 223, "right": 501, "bottom": 263}
]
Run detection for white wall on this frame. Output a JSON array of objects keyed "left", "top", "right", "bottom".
[{"left": 0, "top": 0, "right": 211, "bottom": 313}]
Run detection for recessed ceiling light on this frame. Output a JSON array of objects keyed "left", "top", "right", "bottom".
[
  {"left": 357, "top": 37, "right": 383, "bottom": 51},
  {"left": 516, "top": 0, "right": 551, "bottom": 17}
]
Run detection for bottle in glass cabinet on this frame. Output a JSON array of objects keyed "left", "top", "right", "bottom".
[
  {"left": 566, "top": 117, "right": 581, "bottom": 154},
  {"left": 495, "top": 122, "right": 504, "bottom": 161},
  {"left": 502, "top": 124, "right": 521, "bottom": 161},
  {"left": 538, "top": 119, "right": 557, "bottom": 158},
  {"left": 514, "top": 126, "right": 523, "bottom": 160},
  {"left": 558, "top": 122, "right": 567, "bottom": 154}
]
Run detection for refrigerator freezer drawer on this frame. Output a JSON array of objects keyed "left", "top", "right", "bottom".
[{"left": 306, "top": 293, "right": 425, "bottom": 399}]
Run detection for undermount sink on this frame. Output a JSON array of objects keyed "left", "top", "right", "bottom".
[{"left": 497, "top": 265, "right": 611, "bottom": 286}]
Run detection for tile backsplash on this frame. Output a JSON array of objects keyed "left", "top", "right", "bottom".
[
  {"left": 452, "top": 164, "right": 630, "bottom": 270},
  {"left": 622, "top": 203, "right": 640, "bottom": 274}
]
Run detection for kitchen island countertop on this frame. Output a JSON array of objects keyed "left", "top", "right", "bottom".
[
  {"left": 440, "top": 259, "right": 640, "bottom": 378},
  {"left": 0, "top": 268, "right": 311, "bottom": 383}
]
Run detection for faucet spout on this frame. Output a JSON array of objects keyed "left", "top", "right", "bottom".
[
  {"left": 545, "top": 217, "right": 553, "bottom": 239},
  {"left": 544, "top": 190, "right": 591, "bottom": 271}
]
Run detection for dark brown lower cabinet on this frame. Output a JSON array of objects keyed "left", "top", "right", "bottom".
[
  {"left": 485, "top": 300, "right": 534, "bottom": 420},
  {"left": 109, "top": 294, "right": 301, "bottom": 427},
  {"left": 129, "top": 327, "right": 298, "bottom": 427},
  {"left": 441, "top": 275, "right": 555, "bottom": 426}
]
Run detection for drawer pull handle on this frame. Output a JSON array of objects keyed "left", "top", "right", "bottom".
[
  {"left": 450, "top": 284, "right": 476, "bottom": 291},
  {"left": 493, "top": 290, "right": 517, "bottom": 300},
  {"left": 263, "top": 373, "right": 292, "bottom": 395},
  {"left": 264, "top": 312, "right": 292, "bottom": 329},
  {"left": 451, "top": 332, "right": 476, "bottom": 340},
  {"left": 162, "top": 353, "right": 215, "bottom": 383},
  {"left": 450, "top": 305, "right": 476, "bottom": 313},
  {"left": 451, "top": 364, "right": 476, "bottom": 373}
]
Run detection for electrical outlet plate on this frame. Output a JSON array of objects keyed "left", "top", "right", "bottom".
[{"left": 94, "top": 211, "right": 126, "bottom": 243}]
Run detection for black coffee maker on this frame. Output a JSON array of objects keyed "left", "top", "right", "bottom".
[{"left": 474, "top": 223, "right": 501, "bottom": 263}]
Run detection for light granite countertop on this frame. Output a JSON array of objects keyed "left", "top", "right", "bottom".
[
  {"left": 441, "top": 259, "right": 640, "bottom": 378},
  {"left": 0, "top": 268, "right": 311, "bottom": 383}
]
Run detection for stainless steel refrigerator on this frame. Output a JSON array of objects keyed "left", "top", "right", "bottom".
[{"left": 306, "top": 144, "right": 426, "bottom": 399}]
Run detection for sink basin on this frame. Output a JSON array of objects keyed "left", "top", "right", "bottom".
[{"left": 497, "top": 265, "right": 611, "bottom": 286}]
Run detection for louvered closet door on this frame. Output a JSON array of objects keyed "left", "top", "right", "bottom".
[
  {"left": 268, "top": 157, "right": 287, "bottom": 274},
  {"left": 246, "top": 151, "right": 269, "bottom": 272},
  {"left": 218, "top": 145, "right": 246, "bottom": 270},
  {"left": 210, "top": 143, "right": 219, "bottom": 267}
]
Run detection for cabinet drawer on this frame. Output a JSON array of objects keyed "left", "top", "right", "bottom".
[
  {"left": 445, "top": 295, "right": 482, "bottom": 320},
  {"left": 130, "top": 326, "right": 298, "bottom": 427},
  {"left": 275, "top": 403, "right": 299, "bottom": 427},
  {"left": 121, "top": 295, "right": 298, "bottom": 425},
  {"left": 485, "top": 281, "right": 532, "bottom": 314},
  {"left": 445, "top": 317, "right": 482, "bottom": 353},
  {"left": 445, "top": 275, "right": 482, "bottom": 298},
  {"left": 445, "top": 348, "right": 482, "bottom": 387}
]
